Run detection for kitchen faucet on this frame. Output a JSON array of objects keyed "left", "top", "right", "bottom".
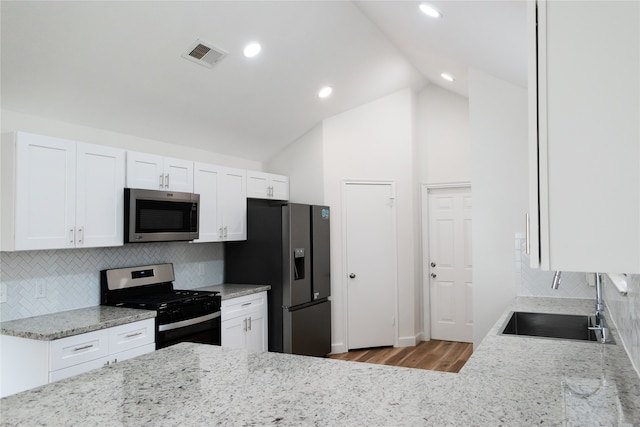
[
  {"left": 551, "top": 271, "right": 612, "bottom": 344},
  {"left": 589, "top": 272, "right": 612, "bottom": 344}
]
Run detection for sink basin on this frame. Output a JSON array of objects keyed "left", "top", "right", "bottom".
[{"left": 501, "top": 311, "right": 599, "bottom": 342}]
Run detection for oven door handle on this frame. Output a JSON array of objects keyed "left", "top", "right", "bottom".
[{"left": 158, "top": 311, "right": 220, "bottom": 332}]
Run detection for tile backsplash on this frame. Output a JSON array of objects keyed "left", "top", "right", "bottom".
[
  {"left": 515, "top": 233, "right": 593, "bottom": 299},
  {"left": 604, "top": 274, "right": 640, "bottom": 376},
  {"left": 0, "top": 242, "right": 224, "bottom": 322}
]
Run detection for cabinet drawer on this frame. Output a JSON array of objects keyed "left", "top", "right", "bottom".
[
  {"left": 50, "top": 330, "right": 109, "bottom": 371},
  {"left": 49, "top": 356, "right": 110, "bottom": 383},
  {"left": 221, "top": 292, "right": 266, "bottom": 319},
  {"left": 108, "top": 319, "right": 155, "bottom": 354}
]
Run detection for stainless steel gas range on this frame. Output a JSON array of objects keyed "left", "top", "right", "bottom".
[{"left": 100, "top": 263, "right": 221, "bottom": 349}]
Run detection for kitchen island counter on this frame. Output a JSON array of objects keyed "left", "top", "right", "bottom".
[{"left": 1, "top": 297, "right": 639, "bottom": 425}]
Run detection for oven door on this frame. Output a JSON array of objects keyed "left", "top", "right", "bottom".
[{"left": 156, "top": 312, "right": 220, "bottom": 349}]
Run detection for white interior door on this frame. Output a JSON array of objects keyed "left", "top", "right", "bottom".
[
  {"left": 427, "top": 187, "right": 473, "bottom": 343},
  {"left": 345, "top": 182, "right": 396, "bottom": 350}
]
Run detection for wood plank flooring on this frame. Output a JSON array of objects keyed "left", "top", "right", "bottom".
[{"left": 327, "top": 340, "right": 473, "bottom": 373}]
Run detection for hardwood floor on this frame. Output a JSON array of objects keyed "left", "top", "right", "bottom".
[{"left": 327, "top": 340, "right": 473, "bottom": 373}]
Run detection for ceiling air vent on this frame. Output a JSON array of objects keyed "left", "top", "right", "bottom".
[{"left": 182, "top": 39, "right": 227, "bottom": 68}]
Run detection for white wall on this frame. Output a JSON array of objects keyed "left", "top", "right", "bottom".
[
  {"left": 417, "top": 84, "right": 471, "bottom": 185},
  {"left": 266, "top": 122, "right": 324, "bottom": 205},
  {"left": 468, "top": 69, "right": 528, "bottom": 348},
  {"left": 1, "top": 109, "right": 261, "bottom": 171},
  {"left": 322, "top": 89, "right": 417, "bottom": 352}
]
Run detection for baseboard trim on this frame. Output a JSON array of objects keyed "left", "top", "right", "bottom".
[
  {"left": 397, "top": 335, "right": 418, "bottom": 347},
  {"left": 330, "top": 342, "right": 347, "bottom": 355}
]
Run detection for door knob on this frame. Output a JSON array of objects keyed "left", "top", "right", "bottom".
[
  {"left": 430, "top": 273, "right": 437, "bottom": 278},
  {"left": 349, "top": 273, "right": 356, "bottom": 279},
  {"left": 430, "top": 262, "right": 436, "bottom": 268}
]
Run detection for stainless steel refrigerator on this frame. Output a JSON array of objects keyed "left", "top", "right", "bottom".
[{"left": 224, "top": 199, "right": 331, "bottom": 356}]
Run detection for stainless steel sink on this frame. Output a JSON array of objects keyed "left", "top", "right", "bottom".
[{"left": 501, "top": 311, "right": 602, "bottom": 342}]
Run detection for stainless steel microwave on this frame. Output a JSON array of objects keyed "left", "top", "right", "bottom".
[{"left": 124, "top": 188, "right": 199, "bottom": 243}]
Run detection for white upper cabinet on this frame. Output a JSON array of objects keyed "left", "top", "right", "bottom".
[
  {"left": 1, "top": 132, "right": 125, "bottom": 251},
  {"left": 528, "top": 0, "right": 640, "bottom": 273},
  {"left": 193, "top": 162, "right": 246, "bottom": 242},
  {"left": 126, "top": 151, "right": 193, "bottom": 193},
  {"left": 246, "top": 171, "right": 289, "bottom": 200}
]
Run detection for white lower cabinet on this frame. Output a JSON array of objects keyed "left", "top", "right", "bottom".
[
  {"left": 221, "top": 292, "right": 267, "bottom": 353},
  {"left": 0, "top": 318, "right": 155, "bottom": 397}
]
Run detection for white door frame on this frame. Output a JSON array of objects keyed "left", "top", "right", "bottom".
[
  {"left": 421, "top": 182, "right": 471, "bottom": 341},
  {"left": 341, "top": 180, "right": 399, "bottom": 349}
]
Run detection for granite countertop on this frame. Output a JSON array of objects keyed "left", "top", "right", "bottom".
[
  {"left": 196, "top": 283, "right": 271, "bottom": 300},
  {"left": 1, "top": 297, "right": 639, "bottom": 426},
  {"left": 0, "top": 306, "right": 156, "bottom": 341}
]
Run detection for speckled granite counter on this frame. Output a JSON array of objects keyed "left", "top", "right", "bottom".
[
  {"left": 1, "top": 297, "right": 639, "bottom": 426},
  {"left": 0, "top": 306, "right": 156, "bottom": 341},
  {"left": 196, "top": 283, "right": 271, "bottom": 300}
]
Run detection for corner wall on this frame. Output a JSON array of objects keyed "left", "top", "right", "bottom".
[{"left": 468, "top": 69, "right": 528, "bottom": 348}]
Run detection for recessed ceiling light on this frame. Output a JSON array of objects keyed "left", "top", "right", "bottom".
[
  {"left": 419, "top": 4, "right": 442, "bottom": 18},
  {"left": 243, "top": 42, "right": 261, "bottom": 58},
  {"left": 440, "top": 73, "right": 455, "bottom": 82},
  {"left": 318, "top": 86, "right": 333, "bottom": 98}
]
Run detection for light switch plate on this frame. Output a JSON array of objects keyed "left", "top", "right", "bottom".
[
  {"left": 0, "top": 283, "right": 7, "bottom": 303},
  {"left": 35, "top": 281, "right": 46, "bottom": 299}
]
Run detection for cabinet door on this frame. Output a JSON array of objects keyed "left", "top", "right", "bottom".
[
  {"left": 15, "top": 133, "right": 76, "bottom": 250},
  {"left": 163, "top": 157, "right": 193, "bottom": 192},
  {"left": 246, "top": 171, "right": 269, "bottom": 198},
  {"left": 76, "top": 143, "right": 125, "bottom": 248},
  {"left": 270, "top": 174, "right": 289, "bottom": 201},
  {"left": 221, "top": 316, "right": 246, "bottom": 350},
  {"left": 220, "top": 167, "right": 247, "bottom": 241},
  {"left": 126, "top": 151, "right": 164, "bottom": 190},
  {"left": 531, "top": 0, "right": 640, "bottom": 273},
  {"left": 245, "top": 311, "right": 267, "bottom": 352},
  {"left": 193, "top": 162, "right": 223, "bottom": 242}
]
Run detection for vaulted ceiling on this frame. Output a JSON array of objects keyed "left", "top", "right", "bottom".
[{"left": 1, "top": 1, "right": 527, "bottom": 162}]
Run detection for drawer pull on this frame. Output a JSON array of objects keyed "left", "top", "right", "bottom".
[
  {"left": 125, "top": 332, "right": 143, "bottom": 338},
  {"left": 241, "top": 302, "right": 252, "bottom": 307},
  {"left": 73, "top": 344, "right": 93, "bottom": 352}
]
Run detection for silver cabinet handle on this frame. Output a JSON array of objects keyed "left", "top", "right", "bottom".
[
  {"left": 241, "top": 302, "right": 252, "bottom": 307},
  {"left": 223, "top": 226, "right": 227, "bottom": 238},
  {"left": 77, "top": 227, "right": 83, "bottom": 245},
  {"left": 243, "top": 318, "right": 247, "bottom": 332},
  {"left": 430, "top": 262, "right": 436, "bottom": 268},
  {"left": 165, "top": 174, "right": 170, "bottom": 188},
  {"left": 74, "top": 344, "right": 93, "bottom": 352},
  {"left": 159, "top": 174, "right": 164, "bottom": 189},
  {"left": 125, "top": 332, "right": 143, "bottom": 338},
  {"left": 69, "top": 228, "right": 75, "bottom": 244},
  {"left": 247, "top": 317, "right": 252, "bottom": 331},
  {"left": 525, "top": 213, "right": 531, "bottom": 255},
  {"left": 218, "top": 227, "right": 223, "bottom": 238},
  {"left": 431, "top": 273, "right": 437, "bottom": 278},
  {"left": 349, "top": 273, "right": 356, "bottom": 279}
]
